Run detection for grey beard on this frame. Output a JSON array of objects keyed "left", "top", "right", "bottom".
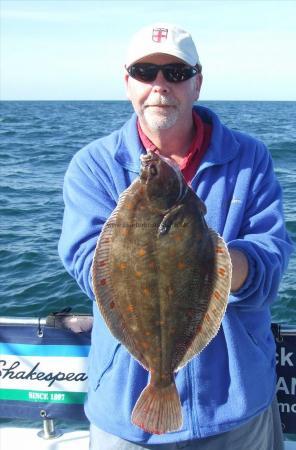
[{"left": 142, "top": 108, "right": 179, "bottom": 130}]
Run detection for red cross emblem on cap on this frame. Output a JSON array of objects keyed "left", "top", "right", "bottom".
[{"left": 152, "top": 28, "right": 168, "bottom": 43}]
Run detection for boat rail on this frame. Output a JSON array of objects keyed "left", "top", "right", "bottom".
[
  {"left": 0, "top": 313, "right": 93, "bottom": 332},
  {"left": 0, "top": 315, "right": 294, "bottom": 334}
]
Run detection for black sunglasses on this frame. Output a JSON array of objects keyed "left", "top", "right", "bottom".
[{"left": 126, "top": 63, "right": 200, "bottom": 83}]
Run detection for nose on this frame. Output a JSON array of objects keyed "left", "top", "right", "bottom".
[{"left": 151, "top": 70, "right": 171, "bottom": 94}]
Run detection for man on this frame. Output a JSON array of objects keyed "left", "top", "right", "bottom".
[{"left": 59, "top": 23, "right": 293, "bottom": 449}]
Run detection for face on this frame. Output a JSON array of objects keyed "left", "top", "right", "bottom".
[{"left": 124, "top": 54, "right": 203, "bottom": 132}]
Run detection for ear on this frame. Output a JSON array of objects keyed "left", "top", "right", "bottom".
[
  {"left": 124, "top": 70, "right": 131, "bottom": 101},
  {"left": 194, "top": 73, "right": 203, "bottom": 101},
  {"left": 124, "top": 71, "right": 129, "bottom": 86}
]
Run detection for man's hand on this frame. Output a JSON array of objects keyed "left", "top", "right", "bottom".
[{"left": 229, "top": 248, "right": 249, "bottom": 293}]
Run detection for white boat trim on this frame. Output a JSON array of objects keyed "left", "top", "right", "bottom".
[
  {"left": 0, "top": 426, "right": 295, "bottom": 449},
  {"left": 0, "top": 426, "right": 89, "bottom": 450}
]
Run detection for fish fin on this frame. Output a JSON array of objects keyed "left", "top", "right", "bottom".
[
  {"left": 177, "top": 229, "right": 232, "bottom": 369},
  {"left": 92, "top": 206, "right": 149, "bottom": 369},
  {"left": 131, "top": 381, "right": 182, "bottom": 434}
]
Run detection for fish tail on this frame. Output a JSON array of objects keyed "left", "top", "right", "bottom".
[{"left": 131, "top": 382, "right": 182, "bottom": 434}]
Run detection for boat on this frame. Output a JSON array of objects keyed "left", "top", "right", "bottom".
[{"left": 0, "top": 312, "right": 295, "bottom": 449}]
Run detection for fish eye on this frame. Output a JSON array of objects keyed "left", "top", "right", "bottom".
[{"left": 149, "top": 164, "right": 158, "bottom": 176}]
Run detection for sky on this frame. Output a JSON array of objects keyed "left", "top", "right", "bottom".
[{"left": 1, "top": 0, "right": 296, "bottom": 101}]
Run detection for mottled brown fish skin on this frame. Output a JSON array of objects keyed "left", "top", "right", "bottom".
[{"left": 92, "top": 151, "right": 231, "bottom": 434}]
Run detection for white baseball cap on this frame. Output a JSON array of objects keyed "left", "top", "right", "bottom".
[{"left": 125, "top": 23, "right": 201, "bottom": 68}]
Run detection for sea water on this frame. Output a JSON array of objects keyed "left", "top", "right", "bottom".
[{"left": 0, "top": 100, "right": 295, "bottom": 321}]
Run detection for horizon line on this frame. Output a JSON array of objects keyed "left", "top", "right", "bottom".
[{"left": 1, "top": 99, "right": 296, "bottom": 102}]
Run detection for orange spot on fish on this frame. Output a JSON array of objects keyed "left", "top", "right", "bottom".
[
  {"left": 121, "top": 229, "right": 129, "bottom": 237},
  {"left": 156, "top": 320, "right": 165, "bottom": 326},
  {"left": 126, "top": 203, "right": 133, "bottom": 209},
  {"left": 141, "top": 341, "right": 149, "bottom": 349},
  {"left": 177, "top": 261, "right": 186, "bottom": 270},
  {"left": 138, "top": 248, "right": 146, "bottom": 257},
  {"left": 135, "top": 271, "right": 143, "bottom": 278},
  {"left": 218, "top": 268, "right": 226, "bottom": 276},
  {"left": 127, "top": 304, "right": 134, "bottom": 313},
  {"left": 214, "top": 290, "right": 221, "bottom": 300},
  {"left": 174, "top": 235, "right": 182, "bottom": 242},
  {"left": 100, "top": 278, "right": 107, "bottom": 286},
  {"left": 145, "top": 331, "right": 151, "bottom": 336},
  {"left": 118, "top": 262, "right": 127, "bottom": 271},
  {"left": 143, "top": 287, "right": 150, "bottom": 296}
]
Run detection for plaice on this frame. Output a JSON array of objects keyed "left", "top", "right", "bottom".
[{"left": 92, "top": 150, "right": 232, "bottom": 434}]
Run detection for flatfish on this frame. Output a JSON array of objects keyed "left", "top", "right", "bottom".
[{"left": 92, "top": 151, "right": 231, "bottom": 434}]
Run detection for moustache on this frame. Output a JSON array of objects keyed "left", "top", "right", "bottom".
[{"left": 144, "top": 96, "right": 177, "bottom": 107}]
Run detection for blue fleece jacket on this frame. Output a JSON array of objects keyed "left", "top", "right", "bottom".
[{"left": 58, "top": 105, "right": 293, "bottom": 443}]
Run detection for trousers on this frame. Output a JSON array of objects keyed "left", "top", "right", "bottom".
[{"left": 89, "top": 396, "right": 284, "bottom": 450}]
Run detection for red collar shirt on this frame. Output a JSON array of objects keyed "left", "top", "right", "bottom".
[{"left": 137, "top": 110, "right": 212, "bottom": 184}]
